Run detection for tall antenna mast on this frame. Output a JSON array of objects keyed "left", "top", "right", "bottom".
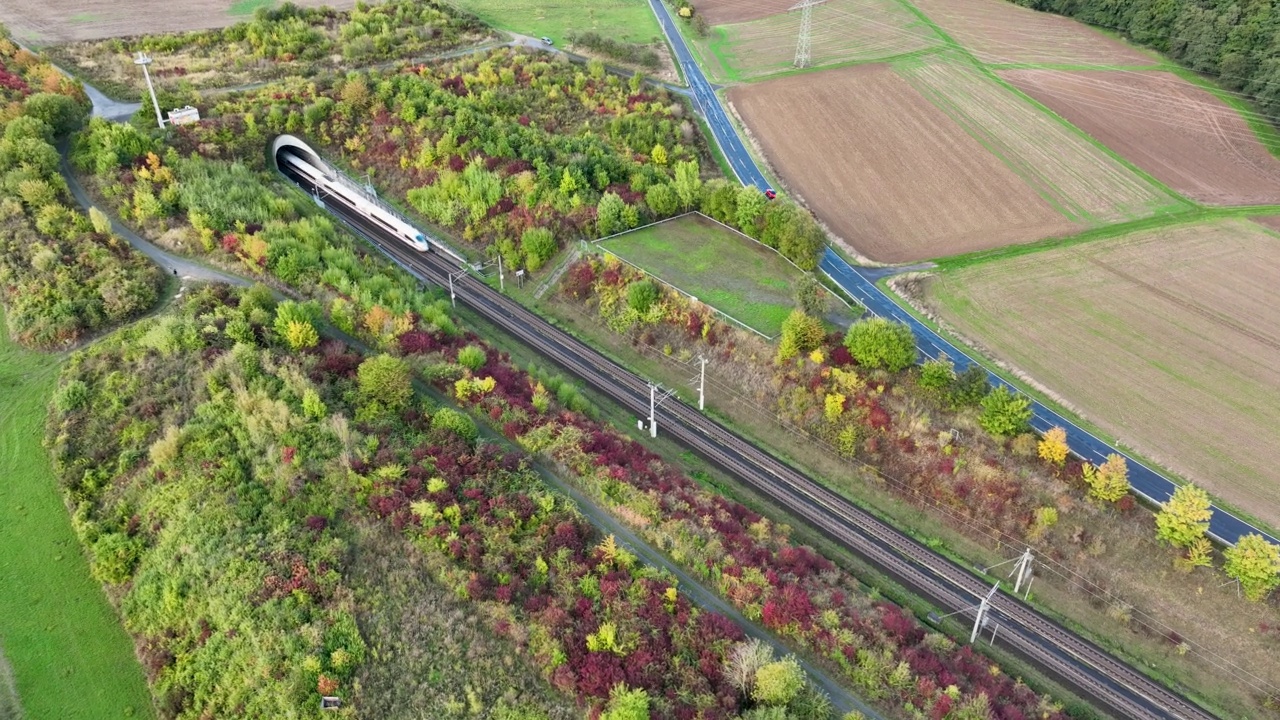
[{"left": 790, "top": 0, "right": 828, "bottom": 69}]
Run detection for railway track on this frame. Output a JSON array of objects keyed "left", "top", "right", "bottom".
[{"left": 289, "top": 167, "right": 1217, "bottom": 720}]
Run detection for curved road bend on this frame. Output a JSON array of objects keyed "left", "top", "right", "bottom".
[
  {"left": 647, "top": 0, "right": 1276, "bottom": 549},
  {"left": 286, "top": 160, "right": 1214, "bottom": 720}
]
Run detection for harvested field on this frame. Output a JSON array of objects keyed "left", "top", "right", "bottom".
[
  {"left": 925, "top": 218, "right": 1280, "bottom": 527},
  {"left": 0, "top": 0, "right": 356, "bottom": 45},
  {"left": 690, "top": 0, "right": 796, "bottom": 26},
  {"left": 909, "top": 0, "right": 1156, "bottom": 66},
  {"left": 600, "top": 213, "right": 815, "bottom": 337},
  {"left": 729, "top": 63, "right": 1077, "bottom": 263},
  {"left": 693, "top": 0, "right": 941, "bottom": 83},
  {"left": 901, "top": 60, "right": 1181, "bottom": 224},
  {"left": 1004, "top": 69, "right": 1280, "bottom": 206}
]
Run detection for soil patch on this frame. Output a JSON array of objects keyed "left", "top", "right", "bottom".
[
  {"left": 909, "top": 0, "right": 1156, "bottom": 66},
  {"left": 0, "top": 0, "right": 356, "bottom": 45},
  {"left": 729, "top": 63, "right": 1077, "bottom": 263},
  {"left": 1004, "top": 69, "right": 1280, "bottom": 206},
  {"left": 924, "top": 218, "right": 1280, "bottom": 528}
]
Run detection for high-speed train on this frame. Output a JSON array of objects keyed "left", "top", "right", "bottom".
[{"left": 279, "top": 151, "right": 431, "bottom": 253}]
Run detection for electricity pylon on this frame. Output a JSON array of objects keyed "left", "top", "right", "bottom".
[{"left": 790, "top": 0, "right": 829, "bottom": 69}]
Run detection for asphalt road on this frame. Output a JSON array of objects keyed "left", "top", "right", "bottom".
[
  {"left": 647, "top": 0, "right": 770, "bottom": 190},
  {"left": 647, "top": 0, "right": 1276, "bottom": 549}
]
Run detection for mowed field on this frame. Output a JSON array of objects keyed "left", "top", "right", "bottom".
[
  {"left": 925, "top": 218, "right": 1280, "bottom": 527},
  {"left": 1004, "top": 69, "right": 1280, "bottom": 206},
  {"left": 0, "top": 0, "right": 356, "bottom": 44},
  {"left": 729, "top": 63, "right": 1078, "bottom": 263},
  {"left": 600, "top": 213, "right": 806, "bottom": 337},
  {"left": 693, "top": 0, "right": 941, "bottom": 83},
  {"left": 908, "top": 0, "right": 1157, "bottom": 66}
]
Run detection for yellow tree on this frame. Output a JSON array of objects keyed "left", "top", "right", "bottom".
[
  {"left": 1037, "top": 427, "right": 1069, "bottom": 466},
  {"left": 1083, "top": 454, "right": 1128, "bottom": 502},
  {"left": 651, "top": 143, "right": 668, "bottom": 165},
  {"left": 284, "top": 320, "right": 319, "bottom": 350},
  {"left": 1155, "top": 483, "right": 1212, "bottom": 550},
  {"left": 824, "top": 392, "right": 846, "bottom": 423},
  {"left": 1223, "top": 534, "right": 1280, "bottom": 601}
]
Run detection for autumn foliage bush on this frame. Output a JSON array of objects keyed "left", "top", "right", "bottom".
[{"left": 395, "top": 320, "right": 1069, "bottom": 720}]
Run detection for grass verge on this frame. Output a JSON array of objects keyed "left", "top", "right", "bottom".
[{"left": 0, "top": 312, "right": 154, "bottom": 720}]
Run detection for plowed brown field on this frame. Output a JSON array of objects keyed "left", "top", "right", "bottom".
[
  {"left": 925, "top": 218, "right": 1280, "bottom": 527},
  {"left": 1005, "top": 69, "right": 1280, "bottom": 206},
  {"left": 0, "top": 0, "right": 356, "bottom": 44},
  {"left": 729, "top": 64, "right": 1077, "bottom": 263},
  {"left": 910, "top": 0, "right": 1156, "bottom": 66}
]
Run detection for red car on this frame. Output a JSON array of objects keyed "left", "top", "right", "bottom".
[{"left": 764, "top": 188, "right": 777, "bottom": 200}]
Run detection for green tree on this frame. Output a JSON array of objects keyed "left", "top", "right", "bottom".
[
  {"left": 735, "top": 185, "right": 767, "bottom": 236},
  {"left": 626, "top": 279, "right": 661, "bottom": 314},
  {"left": 917, "top": 356, "right": 955, "bottom": 393},
  {"left": 431, "top": 406, "right": 478, "bottom": 445},
  {"left": 558, "top": 167, "right": 578, "bottom": 197},
  {"left": 1083, "top": 454, "right": 1130, "bottom": 503},
  {"left": 777, "top": 309, "right": 825, "bottom": 362},
  {"left": 793, "top": 275, "right": 825, "bottom": 317},
  {"left": 272, "top": 300, "right": 318, "bottom": 341},
  {"left": 843, "top": 318, "right": 915, "bottom": 371},
  {"left": 645, "top": 183, "right": 678, "bottom": 217},
  {"left": 600, "top": 684, "right": 649, "bottom": 720},
  {"left": 597, "top": 192, "right": 629, "bottom": 236},
  {"left": 1224, "top": 534, "right": 1280, "bottom": 601},
  {"left": 357, "top": 354, "right": 413, "bottom": 413},
  {"left": 700, "top": 179, "right": 738, "bottom": 225},
  {"left": 948, "top": 365, "right": 989, "bottom": 408},
  {"left": 457, "top": 344, "right": 487, "bottom": 371},
  {"left": 673, "top": 160, "right": 702, "bottom": 211},
  {"left": 23, "top": 93, "right": 83, "bottom": 137},
  {"left": 977, "top": 386, "right": 1032, "bottom": 438},
  {"left": 520, "top": 227, "right": 558, "bottom": 272},
  {"left": 752, "top": 656, "right": 805, "bottom": 706},
  {"left": 1155, "top": 484, "right": 1213, "bottom": 549},
  {"left": 3, "top": 115, "right": 54, "bottom": 143}
]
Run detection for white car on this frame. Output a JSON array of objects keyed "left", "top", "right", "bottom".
[{"left": 540, "top": 36, "right": 554, "bottom": 45}]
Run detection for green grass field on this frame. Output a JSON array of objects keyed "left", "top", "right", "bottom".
[
  {"left": 0, "top": 313, "right": 154, "bottom": 720},
  {"left": 600, "top": 213, "right": 802, "bottom": 337},
  {"left": 446, "top": 0, "right": 661, "bottom": 45}
]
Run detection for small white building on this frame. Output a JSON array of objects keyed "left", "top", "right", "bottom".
[{"left": 167, "top": 105, "right": 200, "bottom": 125}]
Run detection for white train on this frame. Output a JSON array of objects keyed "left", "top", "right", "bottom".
[{"left": 279, "top": 151, "right": 430, "bottom": 253}]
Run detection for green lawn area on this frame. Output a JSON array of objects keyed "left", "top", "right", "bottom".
[
  {"left": 600, "top": 213, "right": 802, "bottom": 337},
  {"left": 447, "top": 0, "right": 662, "bottom": 45},
  {"left": 0, "top": 313, "right": 154, "bottom": 720}
]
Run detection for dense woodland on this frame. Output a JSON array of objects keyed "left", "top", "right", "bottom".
[
  {"left": 101, "top": 48, "right": 825, "bottom": 271},
  {"left": 1011, "top": 0, "right": 1280, "bottom": 121},
  {"left": 0, "top": 31, "right": 162, "bottom": 348}
]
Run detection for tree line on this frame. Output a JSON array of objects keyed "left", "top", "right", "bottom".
[{"left": 1011, "top": 0, "right": 1280, "bottom": 123}]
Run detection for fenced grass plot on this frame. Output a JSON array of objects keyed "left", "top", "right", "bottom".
[{"left": 599, "top": 213, "right": 804, "bottom": 337}]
